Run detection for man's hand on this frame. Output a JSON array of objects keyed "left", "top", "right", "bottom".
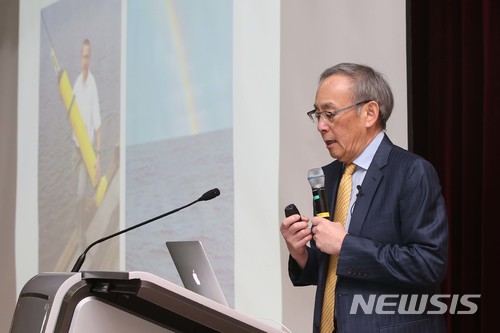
[
  {"left": 310, "top": 217, "right": 347, "bottom": 255},
  {"left": 280, "top": 214, "right": 312, "bottom": 269}
]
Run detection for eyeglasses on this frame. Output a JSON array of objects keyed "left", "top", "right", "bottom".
[{"left": 306, "top": 100, "right": 371, "bottom": 125}]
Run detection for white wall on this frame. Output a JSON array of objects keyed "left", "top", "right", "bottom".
[{"left": 233, "top": 0, "right": 282, "bottom": 324}]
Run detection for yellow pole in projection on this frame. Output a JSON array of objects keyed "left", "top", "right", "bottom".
[{"left": 51, "top": 49, "right": 108, "bottom": 206}]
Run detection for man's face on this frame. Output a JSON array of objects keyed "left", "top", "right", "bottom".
[
  {"left": 314, "top": 74, "right": 368, "bottom": 163},
  {"left": 81, "top": 44, "right": 91, "bottom": 80}
]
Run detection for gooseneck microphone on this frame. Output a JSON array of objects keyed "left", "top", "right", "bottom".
[
  {"left": 70, "top": 188, "right": 221, "bottom": 272},
  {"left": 307, "top": 168, "right": 330, "bottom": 219}
]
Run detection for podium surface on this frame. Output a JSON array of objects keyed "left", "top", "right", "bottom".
[{"left": 10, "top": 271, "right": 283, "bottom": 333}]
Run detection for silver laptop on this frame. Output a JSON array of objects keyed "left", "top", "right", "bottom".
[{"left": 165, "top": 240, "right": 229, "bottom": 307}]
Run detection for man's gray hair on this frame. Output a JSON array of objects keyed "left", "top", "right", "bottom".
[{"left": 319, "top": 63, "right": 394, "bottom": 129}]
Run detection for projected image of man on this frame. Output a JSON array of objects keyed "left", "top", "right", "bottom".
[{"left": 72, "top": 38, "right": 102, "bottom": 246}]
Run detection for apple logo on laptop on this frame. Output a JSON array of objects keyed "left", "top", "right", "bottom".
[{"left": 192, "top": 269, "right": 201, "bottom": 285}]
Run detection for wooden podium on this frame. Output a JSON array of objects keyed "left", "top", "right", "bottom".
[{"left": 10, "top": 271, "right": 283, "bottom": 333}]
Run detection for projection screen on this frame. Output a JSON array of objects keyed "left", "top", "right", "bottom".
[{"left": 12, "top": 1, "right": 408, "bottom": 332}]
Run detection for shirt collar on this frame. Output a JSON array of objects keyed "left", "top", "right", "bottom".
[{"left": 353, "top": 131, "right": 384, "bottom": 171}]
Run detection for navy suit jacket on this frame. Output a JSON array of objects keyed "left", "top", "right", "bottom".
[{"left": 289, "top": 135, "right": 448, "bottom": 333}]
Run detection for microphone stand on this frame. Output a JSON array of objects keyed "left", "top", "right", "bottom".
[{"left": 71, "top": 188, "right": 220, "bottom": 272}]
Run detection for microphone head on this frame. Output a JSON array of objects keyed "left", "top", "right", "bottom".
[
  {"left": 307, "top": 168, "right": 325, "bottom": 189},
  {"left": 198, "top": 188, "right": 221, "bottom": 201}
]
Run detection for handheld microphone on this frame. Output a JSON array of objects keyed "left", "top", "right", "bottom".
[
  {"left": 307, "top": 168, "right": 330, "bottom": 219},
  {"left": 70, "top": 188, "right": 221, "bottom": 272}
]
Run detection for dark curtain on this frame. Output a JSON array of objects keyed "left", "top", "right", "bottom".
[{"left": 410, "top": 0, "right": 500, "bottom": 331}]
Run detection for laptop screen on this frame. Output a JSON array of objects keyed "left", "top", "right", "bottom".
[{"left": 165, "top": 240, "right": 228, "bottom": 307}]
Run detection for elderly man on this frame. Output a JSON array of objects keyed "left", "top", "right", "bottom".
[{"left": 281, "top": 63, "right": 448, "bottom": 333}]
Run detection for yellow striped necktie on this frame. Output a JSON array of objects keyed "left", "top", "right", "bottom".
[{"left": 320, "top": 163, "right": 356, "bottom": 333}]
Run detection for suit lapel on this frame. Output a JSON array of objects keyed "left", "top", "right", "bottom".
[
  {"left": 348, "top": 135, "right": 393, "bottom": 236},
  {"left": 322, "top": 161, "right": 343, "bottom": 221}
]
